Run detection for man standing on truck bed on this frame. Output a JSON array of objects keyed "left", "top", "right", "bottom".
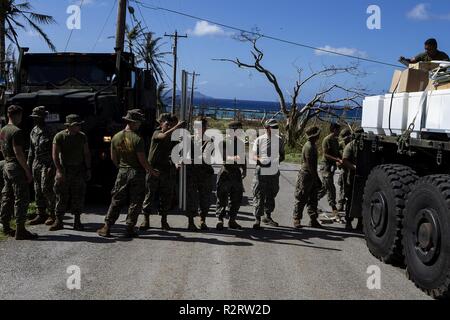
[
  {"left": 0, "top": 105, "right": 37, "bottom": 240},
  {"left": 97, "top": 109, "right": 159, "bottom": 238},
  {"left": 292, "top": 126, "right": 323, "bottom": 229},
  {"left": 140, "top": 113, "right": 186, "bottom": 231},
  {"left": 27, "top": 106, "right": 56, "bottom": 227},
  {"left": 400, "top": 38, "right": 449, "bottom": 63},
  {"left": 50, "top": 114, "right": 91, "bottom": 232}
]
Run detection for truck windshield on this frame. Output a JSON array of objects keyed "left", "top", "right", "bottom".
[{"left": 26, "top": 60, "right": 114, "bottom": 86}]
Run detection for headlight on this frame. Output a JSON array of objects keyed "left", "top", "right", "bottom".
[{"left": 103, "top": 136, "right": 112, "bottom": 143}]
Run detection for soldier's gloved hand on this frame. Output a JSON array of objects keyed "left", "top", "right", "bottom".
[{"left": 149, "top": 168, "right": 160, "bottom": 177}]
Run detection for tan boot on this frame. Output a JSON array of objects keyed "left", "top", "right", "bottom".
[
  {"left": 139, "top": 214, "right": 150, "bottom": 231},
  {"left": 293, "top": 218, "right": 303, "bottom": 229},
  {"left": 15, "top": 222, "right": 38, "bottom": 240},
  {"left": 97, "top": 224, "right": 111, "bottom": 237},
  {"left": 49, "top": 216, "right": 64, "bottom": 231},
  {"left": 45, "top": 212, "right": 56, "bottom": 226},
  {"left": 199, "top": 215, "right": 209, "bottom": 231},
  {"left": 29, "top": 208, "right": 49, "bottom": 226}
]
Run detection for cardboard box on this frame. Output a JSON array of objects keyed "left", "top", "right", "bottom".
[
  {"left": 409, "top": 62, "right": 440, "bottom": 72},
  {"left": 389, "top": 68, "right": 429, "bottom": 93}
]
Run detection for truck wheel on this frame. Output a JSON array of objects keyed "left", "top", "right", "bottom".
[
  {"left": 362, "top": 165, "right": 418, "bottom": 264},
  {"left": 404, "top": 175, "right": 450, "bottom": 299}
]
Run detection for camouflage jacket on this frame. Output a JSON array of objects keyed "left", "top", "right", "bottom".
[{"left": 28, "top": 125, "right": 54, "bottom": 166}]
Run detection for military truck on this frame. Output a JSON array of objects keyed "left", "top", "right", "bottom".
[
  {"left": 1, "top": 48, "right": 157, "bottom": 194},
  {"left": 352, "top": 88, "right": 450, "bottom": 299}
]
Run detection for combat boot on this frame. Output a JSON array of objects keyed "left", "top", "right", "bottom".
[
  {"left": 97, "top": 223, "right": 111, "bottom": 238},
  {"left": 29, "top": 208, "right": 49, "bottom": 226},
  {"left": 199, "top": 215, "right": 209, "bottom": 231},
  {"left": 45, "top": 212, "right": 56, "bottom": 226},
  {"left": 73, "top": 215, "right": 85, "bottom": 231},
  {"left": 124, "top": 225, "right": 139, "bottom": 238},
  {"left": 49, "top": 216, "right": 64, "bottom": 231},
  {"left": 187, "top": 217, "right": 199, "bottom": 232},
  {"left": 309, "top": 219, "right": 324, "bottom": 229},
  {"left": 161, "top": 215, "right": 171, "bottom": 231},
  {"left": 228, "top": 218, "right": 242, "bottom": 230},
  {"left": 15, "top": 222, "right": 38, "bottom": 240},
  {"left": 253, "top": 217, "right": 263, "bottom": 230},
  {"left": 1, "top": 220, "right": 16, "bottom": 237},
  {"left": 293, "top": 218, "right": 303, "bottom": 229},
  {"left": 139, "top": 214, "right": 150, "bottom": 231},
  {"left": 216, "top": 218, "right": 224, "bottom": 231},
  {"left": 262, "top": 214, "right": 279, "bottom": 227}
]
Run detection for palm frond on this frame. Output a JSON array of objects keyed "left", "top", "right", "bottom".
[{"left": 20, "top": 13, "right": 56, "bottom": 52}]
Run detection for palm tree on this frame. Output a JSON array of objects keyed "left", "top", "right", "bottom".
[
  {"left": 0, "top": 0, "right": 56, "bottom": 77},
  {"left": 136, "top": 32, "right": 171, "bottom": 83},
  {"left": 156, "top": 82, "right": 169, "bottom": 116},
  {"left": 125, "top": 22, "right": 145, "bottom": 56}
]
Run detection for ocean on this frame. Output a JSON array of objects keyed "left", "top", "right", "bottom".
[{"left": 165, "top": 97, "right": 362, "bottom": 121}]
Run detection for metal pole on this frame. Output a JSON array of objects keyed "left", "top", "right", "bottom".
[{"left": 179, "top": 70, "right": 188, "bottom": 212}]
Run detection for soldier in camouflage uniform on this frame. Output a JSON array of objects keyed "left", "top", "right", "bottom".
[
  {"left": 337, "top": 128, "right": 352, "bottom": 213},
  {"left": 0, "top": 105, "right": 37, "bottom": 240},
  {"left": 0, "top": 160, "right": 4, "bottom": 199},
  {"left": 342, "top": 128, "right": 364, "bottom": 232},
  {"left": 318, "top": 123, "right": 342, "bottom": 220},
  {"left": 27, "top": 106, "right": 56, "bottom": 226},
  {"left": 97, "top": 110, "right": 159, "bottom": 238},
  {"left": 251, "top": 119, "right": 285, "bottom": 230},
  {"left": 185, "top": 117, "right": 215, "bottom": 231},
  {"left": 50, "top": 114, "right": 91, "bottom": 232},
  {"left": 292, "top": 126, "right": 323, "bottom": 229},
  {"left": 216, "top": 121, "right": 246, "bottom": 231},
  {"left": 140, "top": 113, "right": 185, "bottom": 231}
]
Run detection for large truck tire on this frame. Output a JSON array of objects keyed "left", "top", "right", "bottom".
[
  {"left": 404, "top": 175, "right": 450, "bottom": 299},
  {"left": 362, "top": 164, "right": 418, "bottom": 264}
]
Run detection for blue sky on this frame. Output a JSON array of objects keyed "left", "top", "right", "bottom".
[{"left": 13, "top": 0, "right": 450, "bottom": 102}]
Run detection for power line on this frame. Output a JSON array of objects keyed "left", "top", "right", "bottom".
[
  {"left": 135, "top": 0, "right": 403, "bottom": 68},
  {"left": 91, "top": 0, "right": 117, "bottom": 51},
  {"left": 64, "top": 0, "right": 85, "bottom": 52}
]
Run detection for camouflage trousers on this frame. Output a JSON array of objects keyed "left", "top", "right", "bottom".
[
  {"left": 216, "top": 173, "right": 243, "bottom": 219},
  {"left": 142, "top": 169, "right": 174, "bottom": 216},
  {"left": 317, "top": 166, "right": 337, "bottom": 209},
  {"left": 0, "top": 160, "right": 5, "bottom": 199},
  {"left": 0, "top": 162, "right": 30, "bottom": 225},
  {"left": 292, "top": 170, "right": 321, "bottom": 220},
  {"left": 186, "top": 166, "right": 214, "bottom": 218},
  {"left": 105, "top": 168, "right": 145, "bottom": 227},
  {"left": 344, "top": 172, "right": 355, "bottom": 223},
  {"left": 54, "top": 165, "right": 86, "bottom": 217},
  {"left": 337, "top": 169, "right": 346, "bottom": 209},
  {"left": 252, "top": 167, "right": 280, "bottom": 218},
  {"left": 32, "top": 161, "right": 55, "bottom": 214}
]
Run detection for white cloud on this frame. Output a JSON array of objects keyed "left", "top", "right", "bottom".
[
  {"left": 314, "top": 45, "right": 368, "bottom": 58},
  {"left": 198, "top": 80, "right": 209, "bottom": 86},
  {"left": 407, "top": 3, "right": 430, "bottom": 20},
  {"left": 407, "top": 3, "right": 450, "bottom": 21},
  {"left": 187, "top": 20, "right": 232, "bottom": 37},
  {"left": 70, "top": 0, "right": 95, "bottom": 6}
]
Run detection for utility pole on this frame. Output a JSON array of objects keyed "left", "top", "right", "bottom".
[
  {"left": 165, "top": 30, "right": 187, "bottom": 114},
  {"left": 188, "top": 71, "right": 200, "bottom": 127},
  {"left": 115, "top": 0, "right": 127, "bottom": 52}
]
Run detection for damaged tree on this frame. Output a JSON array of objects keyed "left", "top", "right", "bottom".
[{"left": 215, "top": 32, "right": 367, "bottom": 146}]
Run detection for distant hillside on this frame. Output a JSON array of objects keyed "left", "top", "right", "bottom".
[{"left": 164, "top": 90, "right": 213, "bottom": 102}]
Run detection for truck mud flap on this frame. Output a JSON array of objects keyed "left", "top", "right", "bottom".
[{"left": 350, "top": 175, "right": 365, "bottom": 218}]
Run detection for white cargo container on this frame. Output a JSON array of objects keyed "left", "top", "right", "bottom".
[
  {"left": 423, "top": 88, "right": 450, "bottom": 135},
  {"left": 362, "top": 95, "right": 385, "bottom": 134},
  {"left": 382, "top": 93, "right": 409, "bottom": 136}
]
